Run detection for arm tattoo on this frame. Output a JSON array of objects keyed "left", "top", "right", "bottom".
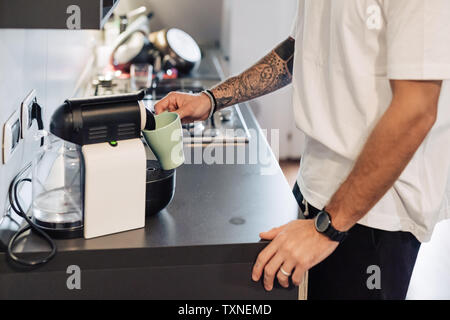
[{"left": 211, "top": 37, "right": 295, "bottom": 110}]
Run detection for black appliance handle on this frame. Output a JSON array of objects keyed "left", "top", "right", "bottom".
[{"left": 50, "top": 90, "right": 154, "bottom": 146}]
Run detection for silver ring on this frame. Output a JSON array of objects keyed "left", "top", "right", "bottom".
[{"left": 280, "top": 267, "right": 291, "bottom": 277}]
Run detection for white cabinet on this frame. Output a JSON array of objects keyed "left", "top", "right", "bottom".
[{"left": 0, "top": 0, "right": 118, "bottom": 29}]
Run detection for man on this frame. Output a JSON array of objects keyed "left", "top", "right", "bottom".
[{"left": 155, "top": 0, "right": 450, "bottom": 300}]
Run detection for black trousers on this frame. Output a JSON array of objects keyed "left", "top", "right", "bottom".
[{"left": 293, "top": 183, "right": 421, "bottom": 300}]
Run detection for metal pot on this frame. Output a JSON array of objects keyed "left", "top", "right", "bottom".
[
  {"left": 110, "top": 13, "right": 158, "bottom": 71},
  {"left": 149, "top": 28, "right": 202, "bottom": 74}
]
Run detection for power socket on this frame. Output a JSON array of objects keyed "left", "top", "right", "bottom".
[
  {"left": 2, "top": 109, "right": 21, "bottom": 164},
  {"left": 21, "top": 89, "right": 37, "bottom": 139}
]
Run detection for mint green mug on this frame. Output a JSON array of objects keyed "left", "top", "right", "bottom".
[{"left": 142, "top": 112, "right": 185, "bottom": 170}]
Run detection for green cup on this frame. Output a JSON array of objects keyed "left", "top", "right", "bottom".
[{"left": 142, "top": 112, "right": 185, "bottom": 170}]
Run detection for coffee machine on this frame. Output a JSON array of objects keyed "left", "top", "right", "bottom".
[{"left": 35, "top": 90, "right": 156, "bottom": 239}]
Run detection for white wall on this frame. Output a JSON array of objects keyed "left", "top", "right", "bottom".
[
  {"left": 0, "top": 29, "right": 98, "bottom": 221},
  {"left": 221, "top": 0, "right": 304, "bottom": 160}
]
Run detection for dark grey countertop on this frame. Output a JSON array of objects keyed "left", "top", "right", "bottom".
[
  {"left": 0, "top": 103, "right": 301, "bottom": 300},
  {"left": 0, "top": 48, "right": 300, "bottom": 262},
  {"left": 0, "top": 51, "right": 301, "bottom": 300},
  {"left": 0, "top": 105, "right": 299, "bottom": 256}
]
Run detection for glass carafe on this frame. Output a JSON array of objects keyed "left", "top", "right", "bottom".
[{"left": 32, "top": 132, "right": 83, "bottom": 238}]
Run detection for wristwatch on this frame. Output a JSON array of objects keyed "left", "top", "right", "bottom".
[{"left": 314, "top": 210, "right": 348, "bottom": 243}]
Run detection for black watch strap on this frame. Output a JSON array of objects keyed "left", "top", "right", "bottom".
[
  {"left": 315, "top": 210, "right": 348, "bottom": 243},
  {"left": 323, "top": 223, "right": 348, "bottom": 243}
]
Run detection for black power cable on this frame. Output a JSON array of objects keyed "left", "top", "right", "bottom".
[
  {"left": 7, "top": 178, "right": 57, "bottom": 267},
  {"left": 31, "top": 100, "right": 44, "bottom": 147}
]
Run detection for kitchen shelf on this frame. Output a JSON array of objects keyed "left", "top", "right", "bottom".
[{"left": 0, "top": 0, "right": 119, "bottom": 30}]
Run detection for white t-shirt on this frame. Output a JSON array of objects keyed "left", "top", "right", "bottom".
[{"left": 290, "top": 0, "right": 450, "bottom": 242}]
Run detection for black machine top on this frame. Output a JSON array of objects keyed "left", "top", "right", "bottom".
[{"left": 50, "top": 90, "right": 155, "bottom": 146}]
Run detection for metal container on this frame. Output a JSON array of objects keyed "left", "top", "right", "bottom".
[{"left": 149, "top": 28, "right": 202, "bottom": 74}]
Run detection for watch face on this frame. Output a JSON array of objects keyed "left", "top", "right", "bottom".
[{"left": 315, "top": 211, "right": 331, "bottom": 233}]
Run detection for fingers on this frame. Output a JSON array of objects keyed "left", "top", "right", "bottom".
[
  {"left": 252, "top": 240, "right": 279, "bottom": 282},
  {"left": 155, "top": 92, "right": 183, "bottom": 113},
  {"left": 259, "top": 224, "right": 286, "bottom": 240},
  {"left": 155, "top": 93, "right": 190, "bottom": 121},
  {"left": 174, "top": 107, "right": 188, "bottom": 121},
  {"left": 262, "top": 253, "right": 284, "bottom": 291},
  {"left": 154, "top": 92, "right": 211, "bottom": 124},
  {"left": 277, "top": 261, "right": 295, "bottom": 288},
  {"left": 154, "top": 96, "right": 172, "bottom": 114},
  {"left": 292, "top": 267, "right": 306, "bottom": 287}
]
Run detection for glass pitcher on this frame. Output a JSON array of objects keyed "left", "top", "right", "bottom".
[{"left": 32, "top": 132, "right": 84, "bottom": 238}]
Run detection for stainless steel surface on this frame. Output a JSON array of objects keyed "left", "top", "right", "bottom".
[
  {"left": 143, "top": 88, "right": 251, "bottom": 145},
  {"left": 90, "top": 51, "right": 251, "bottom": 145}
]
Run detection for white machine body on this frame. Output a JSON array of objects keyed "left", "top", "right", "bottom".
[{"left": 82, "top": 138, "right": 146, "bottom": 239}]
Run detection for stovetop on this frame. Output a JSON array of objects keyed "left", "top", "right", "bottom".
[{"left": 90, "top": 76, "right": 250, "bottom": 145}]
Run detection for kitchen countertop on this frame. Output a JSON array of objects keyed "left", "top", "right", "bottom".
[
  {"left": 1, "top": 105, "right": 299, "bottom": 252},
  {"left": 0, "top": 49, "right": 302, "bottom": 299}
]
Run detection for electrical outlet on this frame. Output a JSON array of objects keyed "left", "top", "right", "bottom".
[
  {"left": 21, "top": 89, "right": 37, "bottom": 138},
  {"left": 2, "top": 109, "right": 21, "bottom": 164}
]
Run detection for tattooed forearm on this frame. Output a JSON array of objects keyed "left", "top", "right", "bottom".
[{"left": 211, "top": 37, "right": 295, "bottom": 110}]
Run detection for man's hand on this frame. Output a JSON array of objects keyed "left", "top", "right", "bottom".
[
  {"left": 252, "top": 220, "right": 339, "bottom": 291},
  {"left": 154, "top": 92, "right": 212, "bottom": 124},
  {"left": 154, "top": 37, "right": 295, "bottom": 124}
]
